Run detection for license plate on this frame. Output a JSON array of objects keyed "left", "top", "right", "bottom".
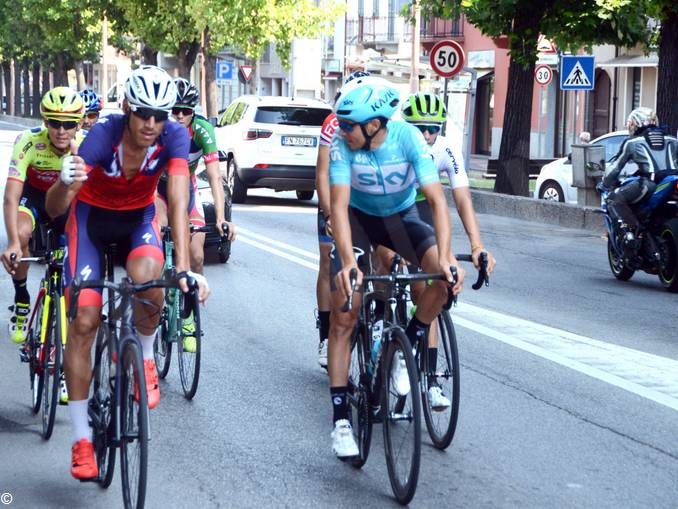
[{"left": 281, "top": 136, "right": 317, "bottom": 147}]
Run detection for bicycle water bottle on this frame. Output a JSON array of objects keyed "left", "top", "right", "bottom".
[{"left": 370, "top": 319, "right": 384, "bottom": 368}]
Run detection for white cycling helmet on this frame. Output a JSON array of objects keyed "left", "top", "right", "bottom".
[
  {"left": 626, "top": 107, "right": 657, "bottom": 135},
  {"left": 124, "top": 65, "right": 177, "bottom": 113}
]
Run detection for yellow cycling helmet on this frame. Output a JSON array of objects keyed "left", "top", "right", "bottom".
[{"left": 40, "top": 87, "right": 84, "bottom": 121}]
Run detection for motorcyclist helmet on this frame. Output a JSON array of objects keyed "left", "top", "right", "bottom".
[{"left": 627, "top": 107, "right": 657, "bottom": 136}]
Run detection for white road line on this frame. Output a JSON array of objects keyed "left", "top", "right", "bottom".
[{"left": 237, "top": 228, "right": 678, "bottom": 411}]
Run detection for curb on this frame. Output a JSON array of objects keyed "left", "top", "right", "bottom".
[
  {"left": 470, "top": 189, "right": 605, "bottom": 234},
  {"left": 0, "top": 114, "right": 41, "bottom": 128}
]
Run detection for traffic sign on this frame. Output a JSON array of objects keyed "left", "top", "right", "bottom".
[
  {"left": 216, "top": 60, "right": 233, "bottom": 81},
  {"left": 430, "top": 40, "right": 465, "bottom": 79},
  {"left": 534, "top": 64, "right": 553, "bottom": 86},
  {"left": 560, "top": 55, "right": 595, "bottom": 91},
  {"left": 240, "top": 65, "right": 253, "bottom": 82}
]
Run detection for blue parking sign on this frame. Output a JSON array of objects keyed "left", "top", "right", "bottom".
[
  {"left": 216, "top": 60, "right": 233, "bottom": 81},
  {"left": 560, "top": 55, "right": 595, "bottom": 91}
]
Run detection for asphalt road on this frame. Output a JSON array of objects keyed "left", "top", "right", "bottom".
[{"left": 0, "top": 127, "right": 676, "bottom": 508}]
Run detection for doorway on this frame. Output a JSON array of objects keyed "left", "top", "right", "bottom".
[{"left": 474, "top": 72, "right": 494, "bottom": 155}]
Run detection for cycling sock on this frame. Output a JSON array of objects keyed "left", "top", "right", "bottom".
[
  {"left": 68, "top": 399, "right": 91, "bottom": 444},
  {"left": 13, "top": 277, "right": 30, "bottom": 305},
  {"left": 138, "top": 333, "right": 155, "bottom": 360},
  {"left": 330, "top": 386, "right": 349, "bottom": 423},
  {"left": 406, "top": 315, "right": 430, "bottom": 350},
  {"left": 318, "top": 311, "right": 330, "bottom": 342},
  {"left": 427, "top": 347, "right": 438, "bottom": 386}
]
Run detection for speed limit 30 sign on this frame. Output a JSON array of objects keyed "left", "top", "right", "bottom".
[
  {"left": 430, "top": 40, "right": 465, "bottom": 79},
  {"left": 534, "top": 64, "right": 553, "bottom": 86}
]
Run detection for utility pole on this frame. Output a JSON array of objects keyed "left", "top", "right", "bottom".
[
  {"left": 409, "top": 0, "right": 420, "bottom": 93},
  {"left": 101, "top": 15, "right": 108, "bottom": 103}
]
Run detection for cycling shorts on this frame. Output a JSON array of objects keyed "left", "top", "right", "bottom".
[
  {"left": 415, "top": 200, "right": 433, "bottom": 227},
  {"left": 157, "top": 175, "right": 205, "bottom": 227},
  {"left": 329, "top": 204, "right": 436, "bottom": 288},
  {"left": 18, "top": 182, "right": 67, "bottom": 234},
  {"left": 64, "top": 199, "right": 163, "bottom": 308},
  {"left": 317, "top": 209, "right": 333, "bottom": 244}
]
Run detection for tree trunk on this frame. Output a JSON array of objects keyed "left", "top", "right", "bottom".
[
  {"left": 32, "top": 62, "right": 41, "bottom": 117},
  {"left": 656, "top": 10, "right": 678, "bottom": 136},
  {"left": 177, "top": 40, "right": 201, "bottom": 78},
  {"left": 203, "top": 28, "right": 218, "bottom": 117},
  {"left": 141, "top": 44, "right": 158, "bottom": 65},
  {"left": 21, "top": 61, "right": 30, "bottom": 116},
  {"left": 13, "top": 60, "right": 21, "bottom": 116},
  {"left": 53, "top": 54, "right": 68, "bottom": 86},
  {"left": 42, "top": 68, "right": 50, "bottom": 96},
  {"left": 3, "top": 61, "right": 12, "bottom": 115},
  {"left": 74, "top": 60, "right": 86, "bottom": 90}
]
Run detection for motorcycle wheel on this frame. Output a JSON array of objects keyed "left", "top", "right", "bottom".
[
  {"left": 607, "top": 238, "right": 634, "bottom": 281},
  {"left": 658, "top": 218, "right": 678, "bottom": 292}
]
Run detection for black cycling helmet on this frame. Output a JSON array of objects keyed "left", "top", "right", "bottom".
[{"left": 174, "top": 78, "right": 199, "bottom": 108}]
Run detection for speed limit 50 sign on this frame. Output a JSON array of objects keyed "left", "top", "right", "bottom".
[{"left": 430, "top": 40, "right": 465, "bottom": 79}]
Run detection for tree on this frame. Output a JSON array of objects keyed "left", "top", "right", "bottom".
[
  {"left": 417, "top": 0, "right": 649, "bottom": 196},
  {"left": 649, "top": 2, "right": 678, "bottom": 136}
]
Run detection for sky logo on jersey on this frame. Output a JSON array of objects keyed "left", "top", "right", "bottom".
[{"left": 356, "top": 169, "right": 409, "bottom": 187}]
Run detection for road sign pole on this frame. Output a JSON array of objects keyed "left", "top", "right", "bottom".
[
  {"left": 538, "top": 86, "right": 544, "bottom": 157},
  {"left": 442, "top": 78, "right": 449, "bottom": 136},
  {"left": 464, "top": 66, "right": 477, "bottom": 174}
]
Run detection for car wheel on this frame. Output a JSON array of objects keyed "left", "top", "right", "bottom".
[
  {"left": 228, "top": 159, "right": 247, "bottom": 204},
  {"left": 538, "top": 180, "right": 565, "bottom": 202},
  {"left": 296, "top": 190, "right": 314, "bottom": 201}
]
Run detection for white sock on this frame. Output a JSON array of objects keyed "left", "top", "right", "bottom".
[
  {"left": 138, "top": 332, "right": 155, "bottom": 360},
  {"left": 69, "top": 399, "right": 90, "bottom": 445}
]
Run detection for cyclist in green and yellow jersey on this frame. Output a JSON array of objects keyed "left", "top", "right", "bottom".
[{"left": 1, "top": 87, "right": 84, "bottom": 344}]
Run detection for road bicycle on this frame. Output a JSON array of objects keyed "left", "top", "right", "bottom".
[
  {"left": 343, "top": 249, "right": 460, "bottom": 505},
  {"left": 15, "top": 227, "right": 67, "bottom": 440},
  {"left": 154, "top": 224, "right": 224, "bottom": 399},
  {"left": 70, "top": 245, "right": 197, "bottom": 509}
]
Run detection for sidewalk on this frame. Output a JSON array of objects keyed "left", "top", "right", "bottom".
[{"left": 468, "top": 153, "right": 490, "bottom": 179}]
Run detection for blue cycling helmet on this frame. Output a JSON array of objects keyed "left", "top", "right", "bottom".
[
  {"left": 79, "top": 89, "right": 102, "bottom": 113},
  {"left": 334, "top": 81, "right": 400, "bottom": 124}
]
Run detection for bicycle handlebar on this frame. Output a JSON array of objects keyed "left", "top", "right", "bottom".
[
  {"left": 456, "top": 252, "right": 490, "bottom": 290},
  {"left": 161, "top": 222, "right": 230, "bottom": 240}
]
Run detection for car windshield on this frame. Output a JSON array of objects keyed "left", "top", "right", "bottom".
[{"left": 254, "top": 106, "right": 329, "bottom": 126}]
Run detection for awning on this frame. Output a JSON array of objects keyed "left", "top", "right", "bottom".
[{"left": 598, "top": 54, "right": 658, "bottom": 68}]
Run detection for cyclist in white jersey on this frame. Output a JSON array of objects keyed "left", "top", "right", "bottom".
[{"left": 327, "top": 79, "right": 465, "bottom": 457}]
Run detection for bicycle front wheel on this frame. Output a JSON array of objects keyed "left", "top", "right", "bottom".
[
  {"left": 119, "top": 340, "right": 149, "bottom": 509},
  {"left": 28, "top": 288, "right": 46, "bottom": 414},
  {"left": 153, "top": 305, "right": 172, "bottom": 379},
  {"left": 421, "top": 310, "right": 460, "bottom": 450},
  {"left": 382, "top": 327, "right": 421, "bottom": 505},
  {"left": 348, "top": 326, "right": 372, "bottom": 469},
  {"left": 178, "top": 292, "right": 201, "bottom": 399},
  {"left": 41, "top": 298, "right": 62, "bottom": 440},
  {"left": 92, "top": 325, "right": 116, "bottom": 488}
]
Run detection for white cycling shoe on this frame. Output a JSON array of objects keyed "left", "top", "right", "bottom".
[
  {"left": 428, "top": 385, "right": 451, "bottom": 411},
  {"left": 390, "top": 351, "right": 411, "bottom": 396},
  {"left": 331, "top": 419, "right": 359, "bottom": 458}
]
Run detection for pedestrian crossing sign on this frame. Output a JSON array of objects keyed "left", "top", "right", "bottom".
[{"left": 560, "top": 55, "right": 595, "bottom": 91}]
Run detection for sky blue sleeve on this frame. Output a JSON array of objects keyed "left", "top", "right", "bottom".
[
  {"left": 401, "top": 123, "right": 438, "bottom": 186},
  {"left": 329, "top": 135, "right": 352, "bottom": 186}
]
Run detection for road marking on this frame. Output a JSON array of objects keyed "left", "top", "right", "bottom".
[
  {"left": 237, "top": 229, "right": 678, "bottom": 412},
  {"left": 234, "top": 204, "right": 316, "bottom": 215}
]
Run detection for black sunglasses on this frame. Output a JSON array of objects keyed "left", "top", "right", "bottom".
[
  {"left": 172, "top": 106, "right": 194, "bottom": 116},
  {"left": 47, "top": 119, "right": 79, "bottom": 130},
  {"left": 131, "top": 107, "right": 169, "bottom": 122},
  {"left": 338, "top": 120, "right": 358, "bottom": 133},
  {"left": 415, "top": 124, "right": 441, "bottom": 135}
]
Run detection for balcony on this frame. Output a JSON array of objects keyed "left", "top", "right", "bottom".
[
  {"left": 403, "top": 16, "right": 464, "bottom": 43},
  {"left": 346, "top": 16, "right": 398, "bottom": 45}
]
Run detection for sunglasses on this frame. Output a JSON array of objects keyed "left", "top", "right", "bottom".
[
  {"left": 172, "top": 106, "right": 194, "bottom": 116},
  {"left": 338, "top": 120, "right": 358, "bottom": 133},
  {"left": 85, "top": 112, "right": 99, "bottom": 120},
  {"left": 415, "top": 124, "right": 441, "bottom": 135},
  {"left": 131, "top": 107, "right": 169, "bottom": 122},
  {"left": 47, "top": 119, "right": 79, "bottom": 130}
]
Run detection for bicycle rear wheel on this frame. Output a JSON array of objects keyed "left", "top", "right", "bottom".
[
  {"left": 153, "top": 304, "right": 172, "bottom": 379},
  {"left": 41, "top": 298, "right": 62, "bottom": 440},
  {"left": 382, "top": 327, "right": 421, "bottom": 505},
  {"left": 27, "top": 288, "right": 46, "bottom": 414},
  {"left": 119, "top": 340, "right": 149, "bottom": 509},
  {"left": 92, "top": 325, "right": 116, "bottom": 488},
  {"left": 178, "top": 292, "right": 201, "bottom": 399},
  {"left": 421, "top": 310, "right": 460, "bottom": 450},
  {"left": 348, "top": 326, "right": 372, "bottom": 469}
]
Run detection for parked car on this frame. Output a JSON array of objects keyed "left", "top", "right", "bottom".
[
  {"left": 195, "top": 164, "right": 232, "bottom": 263},
  {"left": 213, "top": 95, "right": 332, "bottom": 203},
  {"left": 533, "top": 130, "right": 633, "bottom": 203}
]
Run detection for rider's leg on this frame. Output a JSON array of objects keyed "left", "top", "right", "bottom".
[
  {"left": 9, "top": 212, "right": 34, "bottom": 343},
  {"left": 316, "top": 240, "right": 333, "bottom": 367},
  {"left": 189, "top": 232, "right": 206, "bottom": 273}
]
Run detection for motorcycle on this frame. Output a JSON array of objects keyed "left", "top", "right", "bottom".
[{"left": 600, "top": 173, "right": 678, "bottom": 291}]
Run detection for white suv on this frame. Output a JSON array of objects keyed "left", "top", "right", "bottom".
[{"left": 214, "top": 95, "right": 332, "bottom": 203}]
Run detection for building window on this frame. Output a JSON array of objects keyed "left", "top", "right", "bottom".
[
  {"left": 373, "top": 0, "right": 379, "bottom": 17},
  {"left": 358, "top": 0, "right": 364, "bottom": 16},
  {"left": 632, "top": 67, "right": 641, "bottom": 109}
]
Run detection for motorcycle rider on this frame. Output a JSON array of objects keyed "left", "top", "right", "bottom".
[{"left": 601, "top": 108, "right": 678, "bottom": 257}]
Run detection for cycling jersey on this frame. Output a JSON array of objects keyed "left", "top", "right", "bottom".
[
  {"left": 415, "top": 134, "right": 468, "bottom": 201},
  {"left": 187, "top": 116, "right": 219, "bottom": 173},
  {"left": 7, "top": 126, "right": 84, "bottom": 192},
  {"left": 329, "top": 120, "right": 438, "bottom": 217},
  {"left": 320, "top": 113, "right": 338, "bottom": 147},
  {"left": 76, "top": 114, "right": 190, "bottom": 210}
]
